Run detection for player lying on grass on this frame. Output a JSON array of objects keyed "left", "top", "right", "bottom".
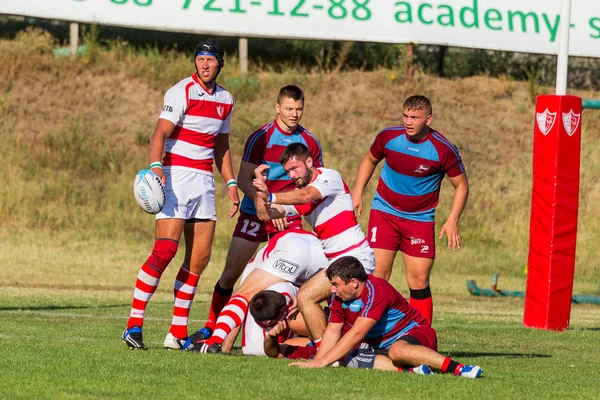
[
  {"left": 252, "top": 143, "right": 375, "bottom": 351},
  {"left": 243, "top": 289, "right": 318, "bottom": 360},
  {"left": 289, "top": 256, "right": 483, "bottom": 378}
]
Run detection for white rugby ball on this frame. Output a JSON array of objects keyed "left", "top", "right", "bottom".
[{"left": 133, "top": 169, "right": 165, "bottom": 214}]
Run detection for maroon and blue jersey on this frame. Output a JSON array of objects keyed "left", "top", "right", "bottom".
[
  {"left": 369, "top": 126, "right": 465, "bottom": 222},
  {"left": 329, "top": 275, "right": 428, "bottom": 349},
  {"left": 240, "top": 119, "right": 323, "bottom": 215}
]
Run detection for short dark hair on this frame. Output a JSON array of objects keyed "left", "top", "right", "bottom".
[
  {"left": 277, "top": 85, "right": 304, "bottom": 104},
  {"left": 403, "top": 95, "right": 432, "bottom": 116},
  {"left": 326, "top": 256, "right": 368, "bottom": 283},
  {"left": 249, "top": 290, "right": 287, "bottom": 322},
  {"left": 280, "top": 143, "right": 312, "bottom": 165}
]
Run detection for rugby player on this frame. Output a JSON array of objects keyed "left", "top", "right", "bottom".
[
  {"left": 252, "top": 143, "right": 375, "bottom": 349},
  {"left": 192, "top": 86, "right": 323, "bottom": 342},
  {"left": 351, "top": 95, "right": 469, "bottom": 324},
  {"left": 122, "top": 39, "right": 239, "bottom": 350},
  {"left": 290, "top": 256, "right": 482, "bottom": 379}
]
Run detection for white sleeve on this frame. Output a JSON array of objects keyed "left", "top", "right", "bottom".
[
  {"left": 308, "top": 170, "right": 343, "bottom": 199},
  {"left": 158, "top": 85, "right": 187, "bottom": 125}
]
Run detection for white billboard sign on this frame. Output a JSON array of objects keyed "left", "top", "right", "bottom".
[{"left": 1, "top": 0, "right": 599, "bottom": 58}]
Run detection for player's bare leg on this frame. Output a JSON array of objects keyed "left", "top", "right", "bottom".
[
  {"left": 218, "top": 237, "right": 261, "bottom": 289},
  {"left": 199, "top": 237, "right": 261, "bottom": 339},
  {"left": 402, "top": 253, "right": 434, "bottom": 324},
  {"left": 165, "top": 220, "right": 215, "bottom": 346},
  {"left": 296, "top": 269, "right": 331, "bottom": 344},
  {"left": 372, "top": 248, "right": 397, "bottom": 281},
  {"left": 388, "top": 340, "right": 444, "bottom": 368},
  {"left": 182, "top": 219, "right": 216, "bottom": 275}
]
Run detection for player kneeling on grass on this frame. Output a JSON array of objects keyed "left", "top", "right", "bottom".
[
  {"left": 289, "top": 256, "right": 483, "bottom": 378},
  {"left": 246, "top": 289, "right": 322, "bottom": 359}
]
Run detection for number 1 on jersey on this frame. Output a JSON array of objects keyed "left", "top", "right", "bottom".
[{"left": 370, "top": 227, "right": 377, "bottom": 242}]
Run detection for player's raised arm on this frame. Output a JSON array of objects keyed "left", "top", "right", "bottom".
[
  {"left": 252, "top": 165, "right": 287, "bottom": 221},
  {"left": 439, "top": 173, "right": 469, "bottom": 250},
  {"left": 237, "top": 160, "right": 260, "bottom": 200},
  {"left": 351, "top": 152, "right": 381, "bottom": 217},
  {"left": 214, "top": 132, "right": 240, "bottom": 218}
]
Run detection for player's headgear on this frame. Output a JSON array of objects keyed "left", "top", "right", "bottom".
[{"left": 194, "top": 39, "right": 225, "bottom": 69}]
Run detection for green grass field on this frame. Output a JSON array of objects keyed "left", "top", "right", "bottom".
[
  {"left": 1, "top": 285, "right": 599, "bottom": 399},
  {"left": 2, "top": 28, "right": 600, "bottom": 399}
]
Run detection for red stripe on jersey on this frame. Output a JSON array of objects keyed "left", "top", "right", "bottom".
[
  {"left": 342, "top": 180, "right": 351, "bottom": 194},
  {"left": 376, "top": 180, "right": 440, "bottom": 212},
  {"left": 163, "top": 152, "right": 213, "bottom": 172},
  {"left": 170, "top": 126, "right": 216, "bottom": 148},
  {"left": 325, "top": 238, "right": 367, "bottom": 259},
  {"left": 184, "top": 80, "right": 194, "bottom": 105},
  {"left": 294, "top": 198, "right": 326, "bottom": 216},
  {"left": 262, "top": 228, "right": 317, "bottom": 260},
  {"left": 268, "top": 180, "right": 297, "bottom": 194},
  {"left": 314, "top": 210, "right": 359, "bottom": 240},
  {"left": 186, "top": 99, "right": 233, "bottom": 121}
]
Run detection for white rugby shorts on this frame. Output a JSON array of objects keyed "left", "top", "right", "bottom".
[
  {"left": 156, "top": 167, "right": 217, "bottom": 221},
  {"left": 240, "top": 230, "right": 328, "bottom": 286},
  {"left": 328, "top": 241, "right": 375, "bottom": 274}
]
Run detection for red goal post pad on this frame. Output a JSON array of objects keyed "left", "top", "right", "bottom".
[{"left": 524, "top": 95, "right": 582, "bottom": 331}]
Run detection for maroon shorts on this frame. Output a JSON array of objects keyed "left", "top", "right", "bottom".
[
  {"left": 401, "top": 325, "right": 438, "bottom": 351},
  {"left": 367, "top": 209, "right": 435, "bottom": 258},
  {"left": 232, "top": 211, "right": 303, "bottom": 242},
  {"left": 232, "top": 212, "right": 268, "bottom": 242}
]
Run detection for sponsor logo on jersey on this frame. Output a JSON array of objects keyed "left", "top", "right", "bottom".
[
  {"left": 162, "top": 105, "right": 173, "bottom": 113},
  {"left": 272, "top": 259, "right": 299, "bottom": 274},
  {"left": 407, "top": 146, "right": 419, "bottom": 152},
  {"left": 410, "top": 237, "right": 425, "bottom": 245},
  {"left": 281, "top": 138, "right": 292, "bottom": 143},
  {"left": 562, "top": 109, "right": 581, "bottom": 136},
  {"left": 536, "top": 108, "right": 557, "bottom": 135},
  {"left": 342, "top": 299, "right": 364, "bottom": 312},
  {"left": 217, "top": 105, "right": 225, "bottom": 118},
  {"left": 414, "top": 164, "right": 430, "bottom": 174}
]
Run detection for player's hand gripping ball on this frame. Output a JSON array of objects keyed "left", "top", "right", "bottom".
[{"left": 133, "top": 169, "right": 165, "bottom": 214}]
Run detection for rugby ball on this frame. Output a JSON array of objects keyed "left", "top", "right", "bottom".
[{"left": 133, "top": 169, "right": 165, "bottom": 214}]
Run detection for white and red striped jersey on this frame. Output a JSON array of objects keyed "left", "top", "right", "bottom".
[
  {"left": 283, "top": 168, "right": 368, "bottom": 260},
  {"left": 158, "top": 74, "right": 234, "bottom": 175}
]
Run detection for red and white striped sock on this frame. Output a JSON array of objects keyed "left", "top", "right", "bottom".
[
  {"left": 206, "top": 295, "right": 248, "bottom": 345},
  {"left": 169, "top": 267, "right": 200, "bottom": 339},
  {"left": 127, "top": 262, "right": 163, "bottom": 328},
  {"left": 127, "top": 239, "right": 178, "bottom": 329}
]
